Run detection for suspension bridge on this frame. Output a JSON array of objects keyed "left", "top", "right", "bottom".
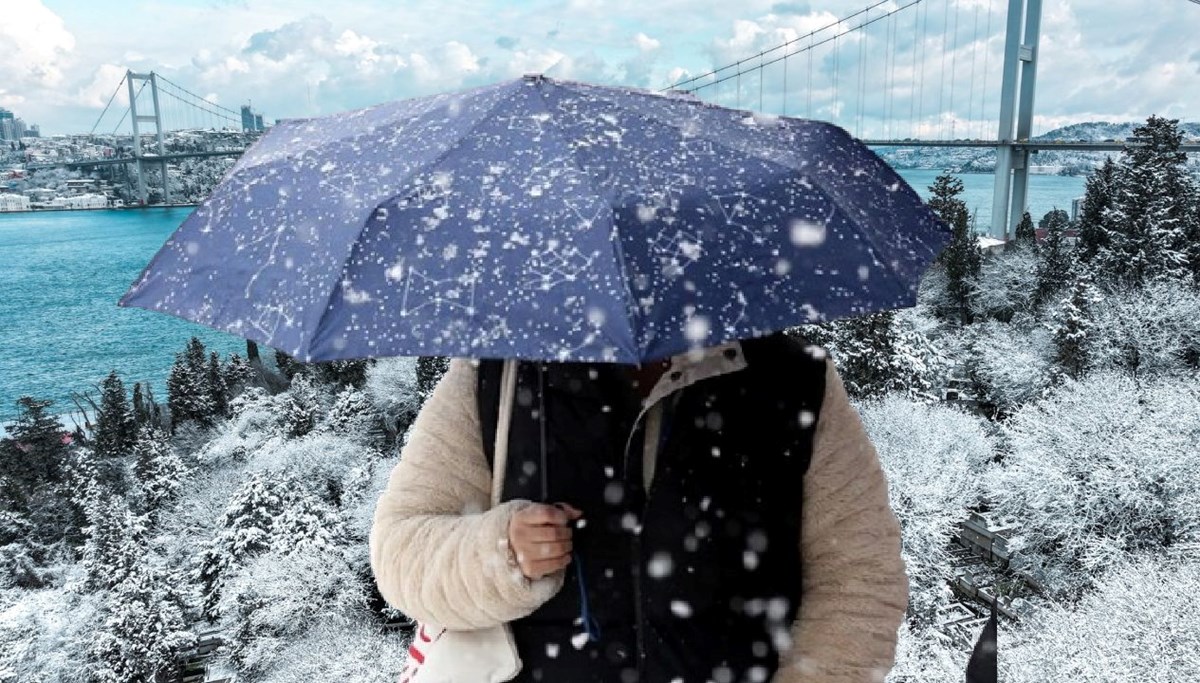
[
  {"left": 26, "top": 70, "right": 260, "bottom": 205},
  {"left": 30, "top": 0, "right": 1200, "bottom": 237},
  {"left": 666, "top": 0, "right": 1200, "bottom": 238}
]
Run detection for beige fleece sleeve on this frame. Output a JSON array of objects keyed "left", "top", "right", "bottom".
[
  {"left": 773, "top": 358, "right": 910, "bottom": 683},
  {"left": 368, "top": 358, "right": 564, "bottom": 630}
]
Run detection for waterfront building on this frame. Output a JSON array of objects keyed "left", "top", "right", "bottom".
[
  {"left": 0, "top": 193, "right": 30, "bottom": 212},
  {"left": 44, "top": 193, "right": 109, "bottom": 210}
]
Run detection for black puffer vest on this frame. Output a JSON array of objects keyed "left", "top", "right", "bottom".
[{"left": 477, "top": 333, "right": 828, "bottom": 683}]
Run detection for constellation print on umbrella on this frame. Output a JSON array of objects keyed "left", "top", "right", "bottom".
[{"left": 523, "top": 241, "right": 597, "bottom": 291}]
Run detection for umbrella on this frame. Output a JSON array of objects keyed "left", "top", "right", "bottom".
[{"left": 119, "top": 75, "right": 950, "bottom": 364}]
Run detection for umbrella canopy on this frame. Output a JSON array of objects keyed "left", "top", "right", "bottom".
[{"left": 119, "top": 75, "right": 951, "bottom": 364}]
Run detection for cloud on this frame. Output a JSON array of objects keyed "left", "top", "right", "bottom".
[
  {"left": 0, "top": 0, "right": 76, "bottom": 103},
  {"left": 635, "top": 33, "right": 661, "bottom": 52},
  {"left": 495, "top": 36, "right": 519, "bottom": 50}
]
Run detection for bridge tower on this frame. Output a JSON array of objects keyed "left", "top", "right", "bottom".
[
  {"left": 991, "top": 0, "right": 1044, "bottom": 240},
  {"left": 126, "top": 71, "right": 170, "bottom": 205}
]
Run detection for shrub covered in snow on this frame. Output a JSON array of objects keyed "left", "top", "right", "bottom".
[
  {"left": 960, "top": 319, "right": 1057, "bottom": 414},
  {"left": 1089, "top": 280, "right": 1200, "bottom": 377},
  {"left": 859, "top": 396, "right": 995, "bottom": 628},
  {"left": 1003, "top": 554, "right": 1200, "bottom": 682},
  {"left": 986, "top": 372, "right": 1200, "bottom": 600}
]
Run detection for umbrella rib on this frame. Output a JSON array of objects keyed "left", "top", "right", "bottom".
[
  {"left": 526, "top": 81, "right": 643, "bottom": 362},
  {"left": 303, "top": 82, "right": 528, "bottom": 360}
]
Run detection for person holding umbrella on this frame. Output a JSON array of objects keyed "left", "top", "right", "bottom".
[{"left": 118, "top": 76, "right": 949, "bottom": 682}]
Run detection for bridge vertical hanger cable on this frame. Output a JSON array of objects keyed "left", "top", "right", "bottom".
[
  {"left": 782, "top": 43, "right": 788, "bottom": 117},
  {"left": 938, "top": 0, "right": 949, "bottom": 138},
  {"left": 806, "top": 30, "right": 813, "bottom": 118},
  {"left": 880, "top": 8, "right": 889, "bottom": 139},
  {"left": 980, "top": 0, "right": 994, "bottom": 141},
  {"left": 883, "top": 9, "right": 892, "bottom": 138},
  {"left": 967, "top": 0, "right": 980, "bottom": 140},
  {"left": 917, "top": 0, "right": 930, "bottom": 139},
  {"left": 832, "top": 22, "right": 840, "bottom": 126},
  {"left": 856, "top": 5, "right": 868, "bottom": 137},
  {"left": 759, "top": 52, "right": 764, "bottom": 112},
  {"left": 948, "top": 0, "right": 961, "bottom": 139}
]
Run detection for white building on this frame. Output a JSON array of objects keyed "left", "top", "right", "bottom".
[
  {"left": 0, "top": 193, "right": 30, "bottom": 212},
  {"left": 45, "top": 193, "right": 109, "bottom": 210}
]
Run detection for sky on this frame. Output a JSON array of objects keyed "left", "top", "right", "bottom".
[{"left": 2, "top": 0, "right": 1199, "bottom": 138}]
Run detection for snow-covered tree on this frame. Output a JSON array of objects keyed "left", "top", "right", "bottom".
[
  {"left": 1011, "top": 211, "right": 1036, "bottom": 252},
  {"left": 132, "top": 423, "right": 189, "bottom": 520},
  {"left": 81, "top": 494, "right": 150, "bottom": 592},
  {"left": 284, "top": 373, "right": 321, "bottom": 438},
  {"left": 860, "top": 396, "right": 995, "bottom": 628},
  {"left": 92, "top": 370, "right": 137, "bottom": 460},
  {"left": 986, "top": 372, "right": 1200, "bottom": 600},
  {"left": 87, "top": 562, "right": 197, "bottom": 683},
  {"left": 960, "top": 320, "right": 1057, "bottom": 417},
  {"left": 216, "top": 547, "right": 369, "bottom": 678},
  {"left": 363, "top": 357, "right": 423, "bottom": 449},
  {"left": 1074, "top": 156, "right": 1117, "bottom": 264},
  {"left": 1050, "top": 277, "right": 1102, "bottom": 379},
  {"left": 274, "top": 348, "right": 304, "bottom": 381},
  {"left": 928, "top": 174, "right": 981, "bottom": 326},
  {"left": 416, "top": 356, "right": 451, "bottom": 402},
  {"left": 1003, "top": 555, "right": 1200, "bottom": 682},
  {"left": 1089, "top": 280, "right": 1200, "bottom": 377},
  {"left": 818, "top": 311, "right": 949, "bottom": 401},
  {"left": 322, "top": 385, "right": 387, "bottom": 448},
  {"left": 1095, "top": 116, "right": 1196, "bottom": 286},
  {"left": 223, "top": 352, "right": 256, "bottom": 396},
  {"left": 1034, "top": 208, "right": 1073, "bottom": 308},
  {"left": 167, "top": 337, "right": 213, "bottom": 433},
  {"left": 208, "top": 351, "right": 230, "bottom": 421},
  {"left": 971, "top": 246, "right": 1038, "bottom": 323}
]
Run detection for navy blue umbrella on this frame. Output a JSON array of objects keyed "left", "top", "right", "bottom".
[{"left": 119, "top": 75, "right": 950, "bottom": 364}]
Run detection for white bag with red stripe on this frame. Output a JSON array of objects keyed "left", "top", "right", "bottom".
[{"left": 398, "top": 359, "right": 523, "bottom": 683}]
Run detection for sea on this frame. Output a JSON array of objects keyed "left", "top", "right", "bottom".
[{"left": 0, "top": 170, "right": 1086, "bottom": 426}]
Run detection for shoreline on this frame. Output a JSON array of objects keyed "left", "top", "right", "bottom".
[{"left": 0, "top": 203, "right": 199, "bottom": 214}]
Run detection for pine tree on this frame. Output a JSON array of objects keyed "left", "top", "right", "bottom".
[
  {"left": 1035, "top": 208, "right": 1074, "bottom": 308},
  {"left": 324, "top": 385, "right": 386, "bottom": 446},
  {"left": 207, "top": 351, "right": 229, "bottom": 420},
  {"left": 1, "top": 397, "right": 68, "bottom": 503},
  {"left": 223, "top": 352, "right": 256, "bottom": 396},
  {"left": 166, "top": 337, "right": 213, "bottom": 432},
  {"left": 197, "top": 472, "right": 291, "bottom": 619},
  {"left": 416, "top": 356, "right": 452, "bottom": 401},
  {"left": 274, "top": 348, "right": 303, "bottom": 381},
  {"left": 284, "top": 373, "right": 320, "bottom": 438},
  {"left": 87, "top": 563, "right": 197, "bottom": 683},
  {"left": 132, "top": 424, "right": 188, "bottom": 519},
  {"left": 1076, "top": 157, "right": 1117, "bottom": 263},
  {"left": 1012, "top": 211, "right": 1037, "bottom": 252},
  {"left": 1095, "top": 116, "right": 1195, "bottom": 286},
  {"left": 81, "top": 494, "right": 148, "bottom": 591},
  {"left": 1052, "top": 278, "right": 1101, "bottom": 380},
  {"left": 928, "top": 174, "right": 981, "bottom": 325},
  {"left": 93, "top": 371, "right": 137, "bottom": 459}
]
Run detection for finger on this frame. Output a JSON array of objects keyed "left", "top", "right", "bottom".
[
  {"left": 523, "top": 525, "right": 572, "bottom": 543},
  {"left": 554, "top": 502, "right": 584, "bottom": 520},
  {"left": 523, "top": 555, "right": 572, "bottom": 579},
  {"left": 528, "top": 540, "right": 572, "bottom": 559},
  {"left": 519, "top": 504, "right": 568, "bottom": 527}
]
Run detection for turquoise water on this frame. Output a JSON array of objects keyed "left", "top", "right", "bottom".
[
  {"left": 0, "top": 208, "right": 245, "bottom": 425},
  {"left": 0, "top": 171, "right": 1086, "bottom": 426}
]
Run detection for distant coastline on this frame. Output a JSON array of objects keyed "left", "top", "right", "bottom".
[{"left": 0, "top": 203, "right": 199, "bottom": 214}]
